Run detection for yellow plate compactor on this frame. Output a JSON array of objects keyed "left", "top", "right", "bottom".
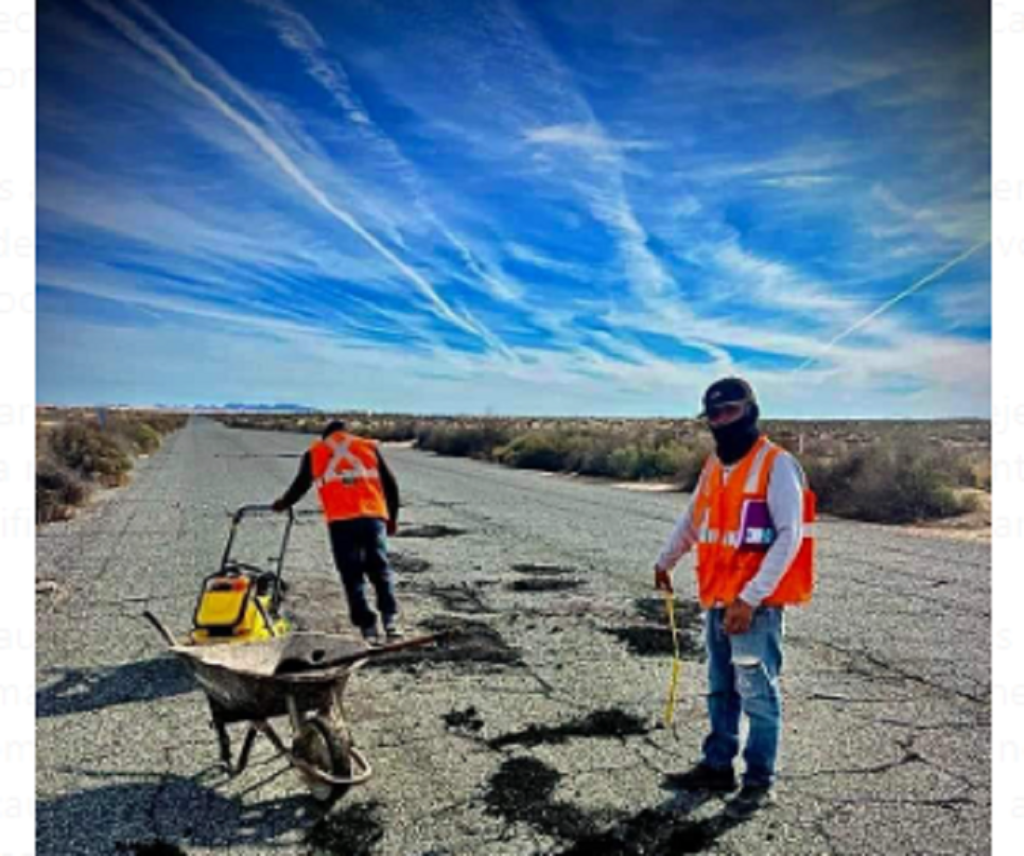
[{"left": 191, "top": 504, "right": 293, "bottom": 645}]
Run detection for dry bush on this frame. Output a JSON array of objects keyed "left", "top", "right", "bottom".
[
  {"left": 417, "top": 423, "right": 513, "bottom": 458},
  {"left": 36, "top": 459, "right": 90, "bottom": 523},
  {"left": 36, "top": 409, "right": 187, "bottom": 524},
  {"left": 804, "top": 441, "right": 975, "bottom": 524},
  {"left": 47, "top": 422, "right": 134, "bottom": 486}
]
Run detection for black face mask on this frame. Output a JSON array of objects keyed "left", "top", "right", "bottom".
[{"left": 710, "top": 404, "right": 761, "bottom": 465}]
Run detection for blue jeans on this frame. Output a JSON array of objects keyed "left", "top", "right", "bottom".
[
  {"left": 702, "top": 606, "right": 784, "bottom": 787},
  {"left": 328, "top": 518, "right": 399, "bottom": 631}
]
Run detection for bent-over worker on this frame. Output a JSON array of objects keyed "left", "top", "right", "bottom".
[{"left": 273, "top": 420, "right": 402, "bottom": 645}]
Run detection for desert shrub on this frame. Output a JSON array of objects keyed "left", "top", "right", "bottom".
[
  {"left": 36, "top": 459, "right": 90, "bottom": 523},
  {"left": 47, "top": 422, "right": 133, "bottom": 486},
  {"left": 496, "top": 430, "right": 571, "bottom": 470},
  {"left": 417, "top": 424, "right": 512, "bottom": 459},
  {"left": 805, "top": 442, "right": 975, "bottom": 523},
  {"left": 112, "top": 420, "right": 162, "bottom": 454}
]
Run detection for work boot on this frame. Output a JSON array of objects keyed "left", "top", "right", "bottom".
[
  {"left": 384, "top": 622, "right": 405, "bottom": 642},
  {"left": 725, "top": 783, "right": 775, "bottom": 818},
  {"left": 361, "top": 625, "right": 382, "bottom": 647},
  {"left": 666, "top": 763, "right": 738, "bottom": 793}
]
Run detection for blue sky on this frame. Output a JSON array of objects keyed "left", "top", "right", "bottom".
[{"left": 37, "top": 0, "right": 991, "bottom": 417}]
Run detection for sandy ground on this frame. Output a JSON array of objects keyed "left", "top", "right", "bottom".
[{"left": 37, "top": 418, "right": 990, "bottom": 855}]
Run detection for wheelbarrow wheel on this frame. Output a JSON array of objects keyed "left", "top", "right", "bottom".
[{"left": 291, "top": 716, "right": 353, "bottom": 803}]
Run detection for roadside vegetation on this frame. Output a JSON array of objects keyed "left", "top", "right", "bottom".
[
  {"left": 36, "top": 408, "right": 188, "bottom": 524},
  {"left": 216, "top": 413, "right": 988, "bottom": 525}
]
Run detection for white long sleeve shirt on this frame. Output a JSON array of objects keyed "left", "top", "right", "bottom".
[{"left": 656, "top": 450, "right": 806, "bottom": 607}]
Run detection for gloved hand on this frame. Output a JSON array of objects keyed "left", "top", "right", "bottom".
[
  {"left": 271, "top": 498, "right": 287, "bottom": 513},
  {"left": 654, "top": 564, "right": 674, "bottom": 593},
  {"left": 386, "top": 518, "right": 397, "bottom": 536}
]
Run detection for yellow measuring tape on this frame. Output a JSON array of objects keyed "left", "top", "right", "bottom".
[{"left": 662, "top": 590, "right": 682, "bottom": 727}]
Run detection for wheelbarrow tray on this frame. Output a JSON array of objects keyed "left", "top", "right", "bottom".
[{"left": 168, "top": 632, "right": 367, "bottom": 724}]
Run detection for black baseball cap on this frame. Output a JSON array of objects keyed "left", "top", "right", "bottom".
[{"left": 697, "top": 377, "right": 756, "bottom": 419}]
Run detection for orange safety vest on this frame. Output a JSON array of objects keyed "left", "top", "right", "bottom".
[
  {"left": 690, "top": 436, "right": 816, "bottom": 608},
  {"left": 309, "top": 431, "right": 390, "bottom": 523}
]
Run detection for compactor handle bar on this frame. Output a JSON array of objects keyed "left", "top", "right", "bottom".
[{"left": 220, "top": 504, "right": 295, "bottom": 614}]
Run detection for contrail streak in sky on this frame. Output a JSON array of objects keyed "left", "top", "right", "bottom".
[{"left": 793, "top": 238, "right": 990, "bottom": 374}]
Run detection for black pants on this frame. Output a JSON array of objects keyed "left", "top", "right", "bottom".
[{"left": 328, "top": 518, "right": 398, "bottom": 630}]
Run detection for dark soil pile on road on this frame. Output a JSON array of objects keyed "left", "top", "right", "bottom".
[
  {"left": 370, "top": 616, "right": 522, "bottom": 671},
  {"left": 483, "top": 757, "right": 602, "bottom": 840},
  {"left": 603, "top": 625, "right": 704, "bottom": 659},
  {"left": 511, "top": 563, "right": 576, "bottom": 575},
  {"left": 508, "top": 578, "right": 583, "bottom": 593},
  {"left": 634, "top": 597, "right": 702, "bottom": 627},
  {"left": 394, "top": 524, "right": 465, "bottom": 539},
  {"left": 443, "top": 705, "right": 485, "bottom": 733},
  {"left": 306, "top": 801, "right": 385, "bottom": 855},
  {"left": 390, "top": 551, "right": 432, "bottom": 575},
  {"left": 423, "top": 581, "right": 494, "bottom": 613},
  {"left": 489, "top": 708, "right": 649, "bottom": 749},
  {"left": 557, "top": 805, "right": 746, "bottom": 855}
]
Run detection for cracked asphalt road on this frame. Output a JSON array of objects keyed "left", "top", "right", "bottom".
[{"left": 37, "top": 418, "right": 990, "bottom": 855}]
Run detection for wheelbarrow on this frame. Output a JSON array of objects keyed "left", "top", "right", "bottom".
[{"left": 143, "top": 611, "right": 439, "bottom": 802}]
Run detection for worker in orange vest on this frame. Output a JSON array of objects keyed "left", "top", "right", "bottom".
[
  {"left": 654, "top": 377, "right": 816, "bottom": 817},
  {"left": 273, "top": 420, "right": 402, "bottom": 645}
]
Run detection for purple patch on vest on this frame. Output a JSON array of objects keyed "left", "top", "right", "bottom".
[{"left": 739, "top": 499, "right": 775, "bottom": 548}]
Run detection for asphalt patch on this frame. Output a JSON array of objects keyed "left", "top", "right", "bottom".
[
  {"left": 490, "top": 708, "right": 648, "bottom": 749},
  {"left": 394, "top": 524, "right": 465, "bottom": 539},
  {"left": 508, "top": 578, "right": 583, "bottom": 593},
  {"left": 444, "top": 705, "right": 485, "bottom": 733},
  {"left": 423, "top": 581, "right": 494, "bottom": 613},
  {"left": 634, "top": 596, "right": 702, "bottom": 627},
  {"left": 483, "top": 757, "right": 603, "bottom": 840},
  {"left": 370, "top": 616, "right": 522, "bottom": 671},
  {"left": 511, "top": 563, "right": 576, "bottom": 576},
  {"left": 604, "top": 625, "right": 704, "bottom": 659},
  {"left": 556, "top": 805, "right": 749, "bottom": 855},
  {"left": 306, "top": 801, "right": 384, "bottom": 855},
  {"left": 115, "top": 841, "right": 187, "bottom": 856},
  {"left": 389, "top": 551, "right": 431, "bottom": 575}
]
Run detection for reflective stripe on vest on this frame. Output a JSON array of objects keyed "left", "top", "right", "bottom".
[
  {"left": 310, "top": 432, "right": 389, "bottom": 523},
  {"left": 315, "top": 435, "right": 381, "bottom": 489}
]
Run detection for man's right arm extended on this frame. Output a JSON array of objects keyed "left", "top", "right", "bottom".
[{"left": 273, "top": 452, "right": 313, "bottom": 511}]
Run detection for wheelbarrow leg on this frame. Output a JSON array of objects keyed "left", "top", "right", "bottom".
[
  {"left": 236, "top": 724, "right": 259, "bottom": 775},
  {"left": 208, "top": 700, "right": 233, "bottom": 772}
]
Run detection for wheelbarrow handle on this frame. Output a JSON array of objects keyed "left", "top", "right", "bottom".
[
  {"left": 274, "top": 631, "right": 447, "bottom": 676},
  {"left": 142, "top": 609, "right": 178, "bottom": 647}
]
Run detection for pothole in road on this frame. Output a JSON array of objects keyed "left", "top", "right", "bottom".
[
  {"left": 394, "top": 524, "right": 465, "bottom": 539},
  {"left": 114, "top": 841, "right": 187, "bottom": 856},
  {"left": 489, "top": 708, "right": 649, "bottom": 749},
  {"left": 508, "top": 578, "right": 583, "bottom": 593},
  {"left": 306, "top": 800, "right": 384, "bottom": 855},
  {"left": 603, "top": 625, "right": 704, "bottom": 659},
  {"left": 370, "top": 616, "right": 522, "bottom": 671},
  {"left": 511, "top": 563, "right": 576, "bottom": 576},
  {"left": 483, "top": 757, "right": 605, "bottom": 841}
]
